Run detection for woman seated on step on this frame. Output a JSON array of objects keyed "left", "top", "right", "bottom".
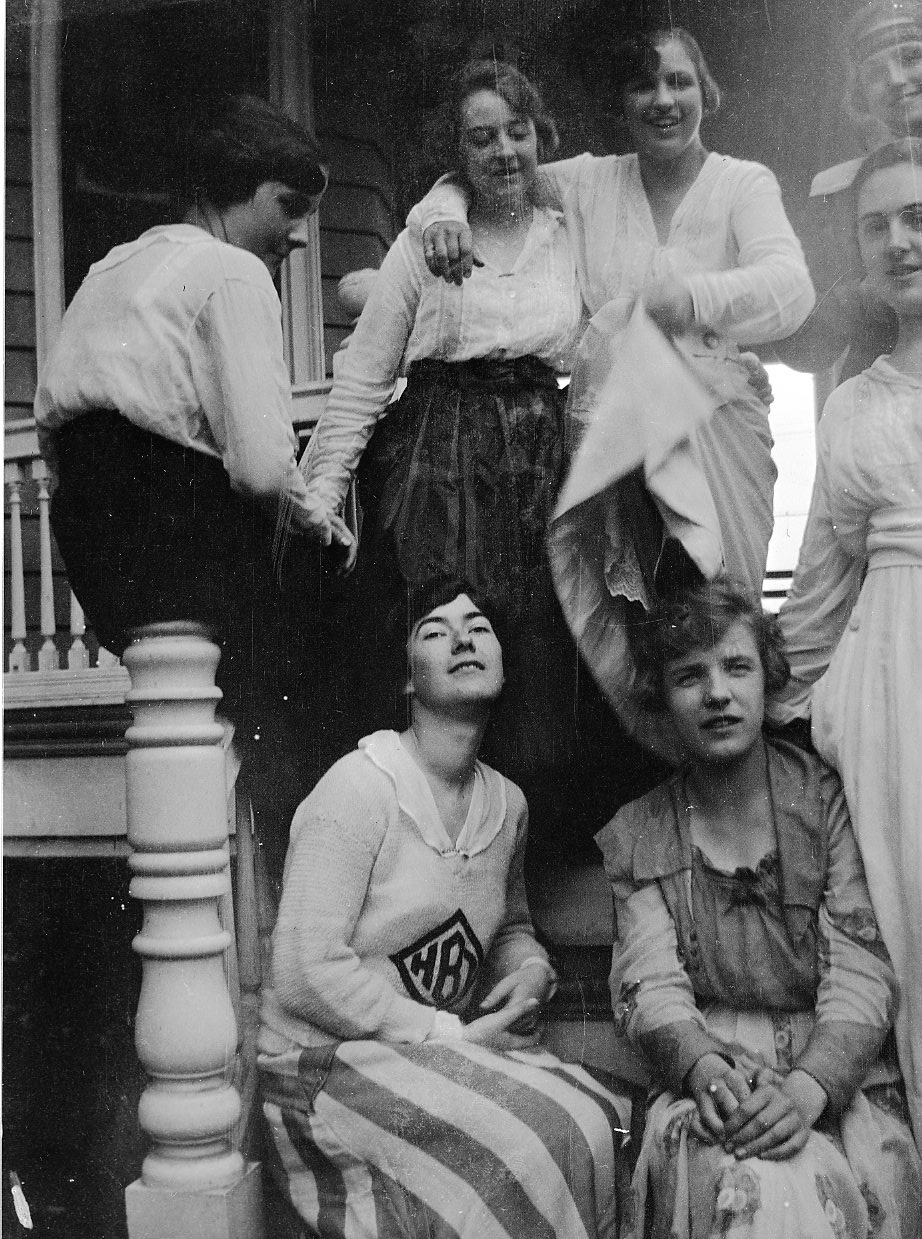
[
  {"left": 258, "top": 577, "right": 626, "bottom": 1239},
  {"left": 596, "top": 580, "right": 921, "bottom": 1239}
]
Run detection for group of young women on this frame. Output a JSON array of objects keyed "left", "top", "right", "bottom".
[
  {"left": 272, "top": 6, "right": 922, "bottom": 1237},
  {"left": 34, "top": 3, "right": 922, "bottom": 1236}
]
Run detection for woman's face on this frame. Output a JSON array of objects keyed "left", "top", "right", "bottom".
[
  {"left": 858, "top": 161, "right": 922, "bottom": 317},
  {"left": 231, "top": 180, "right": 321, "bottom": 276},
  {"left": 858, "top": 36, "right": 922, "bottom": 135},
  {"left": 459, "top": 89, "right": 539, "bottom": 210},
  {"left": 408, "top": 593, "right": 504, "bottom": 711},
  {"left": 622, "top": 37, "right": 705, "bottom": 166},
  {"left": 662, "top": 619, "right": 766, "bottom": 766}
]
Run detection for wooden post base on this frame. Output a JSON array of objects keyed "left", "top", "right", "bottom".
[{"left": 125, "top": 1161, "right": 265, "bottom": 1239}]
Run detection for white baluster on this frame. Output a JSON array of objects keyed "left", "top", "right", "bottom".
[
  {"left": 31, "top": 458, "right": 59, "bottom": 671},
  {"left": 68, "top": 592, "right": 90, "bottom": 669},
  {"left": 123, "top": 622, "right": 264, "bottom": 1239},
  {"left": 97, "top": 645, "right": 121, "bottom": 668},
  {"left": 5, "top": 462, "right": 30, "bottom": 672}
]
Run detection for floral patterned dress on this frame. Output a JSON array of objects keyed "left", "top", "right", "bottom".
[{"left": 596, "top": 739, "right": 921, "bottom": 1239}]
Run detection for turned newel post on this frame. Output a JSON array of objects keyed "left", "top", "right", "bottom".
[{"left": 123, "top": 623, "right": 263, "bottom": 1239}]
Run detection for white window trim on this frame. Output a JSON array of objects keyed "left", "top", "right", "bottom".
[{"left": 269, "top": 0, "right": 331, "bottom": 427}]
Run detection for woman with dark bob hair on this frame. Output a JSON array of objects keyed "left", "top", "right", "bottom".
[
  {"left": 259, "top": 577, "right": 626, "bottom": 1239},
  {"left": 415, "top": 28, "right": 814, "bottom": 759},
  {"left": 35, "top": 92, "right": 349, "bottom": 874},
  {"left": 301, "top": 59, "right": 587, "bottom": 790},
  {"left": 596, "top": 579, "right": 921, "bottom": 1238}
]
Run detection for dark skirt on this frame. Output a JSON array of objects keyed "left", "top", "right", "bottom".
[
  {"left": 51, "top": 411, "right": 275, "bottom": 664},
  {"left": 341, "top": 358, "right": 585, "bottom": 780},
  {"left": 361, "top": 357, "right": 567, "bottom": 621},
  {"left": 50, "top": 411, "right": 327, "bottom": 882}
]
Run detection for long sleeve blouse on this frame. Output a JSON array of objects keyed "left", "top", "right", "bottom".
[
  {"left": 259, "top": 730, "right": 548, "bottom": 1053},
  {"left": 414, "top": 151, "right": 814, "bottom": 345},
  {"left": 596, "top": 739, "right": 897, "bottom": 1114},
  {"left": 34, "top": 224, "right": 318, "bottom": 518},
  {"left": 302, "top": 208, "right": 584, "bottom": 516},
  {"left": 772, "top": 359, "right": 922, "bottom": 722}
]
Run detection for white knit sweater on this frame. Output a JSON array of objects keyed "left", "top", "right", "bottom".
[{"left": 259, "top": 731, "right": 549, "bottom": 1052}]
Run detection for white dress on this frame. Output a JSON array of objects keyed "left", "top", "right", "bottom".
[{"left": 775, "top": 358, "right": 922, "bottom": 1144}]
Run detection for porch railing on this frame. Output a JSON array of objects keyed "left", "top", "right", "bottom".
[
  {"left": 4, "top": 409, "right": 327, "bottom": 1239},
  {"left": 4, "top": 390, "right": 330, "bottom": 687}
]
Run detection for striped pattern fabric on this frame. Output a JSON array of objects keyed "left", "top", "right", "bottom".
[{"left": 261, "top": 1040, "right": 627, "bottom": 1239}]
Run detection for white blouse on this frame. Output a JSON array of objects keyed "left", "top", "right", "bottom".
[
  {"left": 302, "top": 208, "right": 585, "bottom": 515},
  {"left": 35, "top": 224, "right": 316, "bottom": 518},
  {"left": 773, "top": 358, "right": 922, "bottom": 721},
  {"left": 416, "top": 151, "right": 814, "bottom": 347}
]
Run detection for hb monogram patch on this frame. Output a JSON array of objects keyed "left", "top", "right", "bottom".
[{"left": 391, "top": 910, "right": 484, "bottom": 1010}]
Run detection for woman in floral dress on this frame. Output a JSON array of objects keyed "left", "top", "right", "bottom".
[{"left": 597, "top": 581, "right": 920, "bottom": 1238}]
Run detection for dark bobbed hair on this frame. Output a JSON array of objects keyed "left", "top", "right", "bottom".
[
  {"left": 379, "top": 575, "right": 506, "bottom": 730},
  {"left": 852, "top": 135, "right": 922, "bottom": 208},
  {"left": 842, "top": 0, "right": 922, "bottom": 132},
  {"left": 387, "top": 575, "right": 507, "bottom": 654},
  {"left": 452, "top": 59, "right": 560, "bottom": 165},
  {"left": 177, "top": 93, "right": 328, "bottom": 213},
  {"left": 611, "top": 27, "right": 721, "bottom": 117},
  {"left": 632, "top": 579, "right": 790, "bottom": 713}
]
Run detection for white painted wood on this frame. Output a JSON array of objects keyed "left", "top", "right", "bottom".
[
  {"left": 31, "top": 457, "right": 60, "bottom": 670},
  {"left": 3, "top": 754, "right": 127, "bottom": 838},
  {"left": 270, "top": 0, "right": 325, "bottom": 387},
  {"left": 4, "top": 422, "right": 40, "bottom": 462},
  {"left": 3, "top": 837, "right": 131, "bottom": 859},
  {"left": 5, "top": 462, "right": 30, "bottom": 672},
  {"left": 122, "top": 624, "right": 257, "bottom": 1226},
  {"left": 290, "top": 378, "right": 332, "bottom": 430},
  {"left": 125, "top": 1161, "right": 264, "bottom": 1239},
  {"left": 3, "top": 664, "right": 130, "bottom": 708},
  {"left": 30, "top": 0, "right": 66, "bottom": 365},
  {"left": 68, "top": 592, "right": 90, "bottom": 668}
]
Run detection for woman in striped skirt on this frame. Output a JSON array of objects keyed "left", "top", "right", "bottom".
[{"left": 258, "top": 580, "right": 626, "bottom": 1239}]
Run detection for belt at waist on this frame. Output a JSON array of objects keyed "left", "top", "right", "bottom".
[
  {"left": 866, "top": 508, "right": 922, "bottom": 570},
  {"left": 407, "top": 355, "right": 562, "bottom": 391},
  {"left": 868, "top": 546, "right": 922, "bottom": 569}
]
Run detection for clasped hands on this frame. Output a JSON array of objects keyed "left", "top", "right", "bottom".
[
  {"left": 458, "top": 961, "right": 556, "bottom": 1052},
  {"left": 686, "top": 1053, "right": 827, "bottom": 1162},
  {"left": 294, "top": 506, "right": 357, "bottom": 574}
]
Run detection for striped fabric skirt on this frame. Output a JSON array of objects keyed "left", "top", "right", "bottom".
[{"left": 260, "top": 1039, "right": 627, "bottom": 1239}]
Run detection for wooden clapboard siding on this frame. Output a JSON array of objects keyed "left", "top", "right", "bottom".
[
  {"left": 4, "top": 23, "right": 45, "bottom": 666},
  {"left": 317, "top": 104, "right": 397, "bottom": 375},
  {"left": 5, "top": 21, "right": 36, "bottom": 431}
]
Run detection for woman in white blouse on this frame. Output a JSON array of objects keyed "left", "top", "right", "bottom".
[
  {"left": 303, "top": 60, "right": 588, "bottom": 787},
  {"left": 417, "top": 27, "right": 815, "bottom": 748}
]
